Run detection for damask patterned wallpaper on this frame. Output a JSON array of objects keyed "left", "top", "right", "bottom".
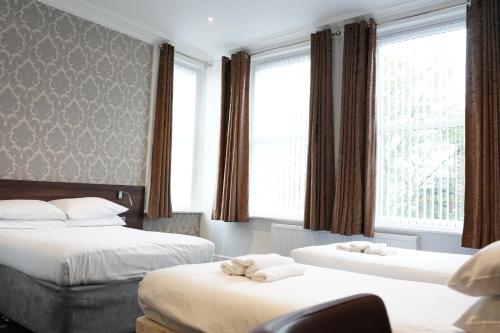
[
  {"left": 0, "top": 0, "right": 153, "bottom": 185},
  {"left": 143, "top": 213, "right": 201, "bottom": 236}
]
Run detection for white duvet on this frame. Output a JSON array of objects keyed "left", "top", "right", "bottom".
[
  {"left": 139, "top": 262, "right": 476, "bottom": 333},
  {"left": 291, "top": 244, "right": 471, "bottom": 284},
  {"left": 0, "top": 226, "right": 214, "bottom": 286}
]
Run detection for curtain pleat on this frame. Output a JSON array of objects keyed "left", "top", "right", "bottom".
[
  {"left": 212, "top": 52, "right": 251, "bottom": 222},
  {"left": 304, "top": 29, "right": 335, "bottom": 230},
  {"left": 148, "top": 43, "right": 175, "bottom": 218},
  {"left": 332, "top": 20, "right": 377, "bottom": 237},
  {"left": 462, "top": 0, "right": 500, "bottom": 248}
]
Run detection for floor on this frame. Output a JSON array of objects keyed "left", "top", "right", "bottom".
[{"left": 0, "top": 314, "right": 31, "bottom": 333}]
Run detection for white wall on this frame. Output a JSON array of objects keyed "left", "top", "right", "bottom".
[{"left": 199, "top": 27, "right": 477, "bottom": 259}]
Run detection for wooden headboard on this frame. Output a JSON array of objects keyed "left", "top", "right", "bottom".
[{"left": 0, "top": 179, "right": 145, "bottom": 229}]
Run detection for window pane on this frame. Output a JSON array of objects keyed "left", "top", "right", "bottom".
[
  {"left": 376, "top": 22, "right": 466, "bottom": 232},
  {"left": 250, "top": 53, "right": 310, "bottom": 219},
  {"left": 171, "top": 63, "right": 198, "bottom": 210}
]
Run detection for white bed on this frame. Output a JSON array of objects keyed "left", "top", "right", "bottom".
[
  {"left": 291, "top": 244, "right": 471, "bottom": 284},
  {"left": 138, "top": 262, "right": 477, "bottom": 333},
  {"left": 0, "top": 225, "right": 215, "bottom": 286}
]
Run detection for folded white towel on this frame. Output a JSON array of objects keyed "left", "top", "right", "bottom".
[
  {"left": 349, "top": 241, "right": 375, "bottom": 251},
  {"left": 364, "top": 244, "right": 397, "bottom": 256},
  {"left": 247, "top": 264, "right": 305, "bottom": 283},
  {"left": 232, "top": 254, "right": 295, "bottom": 276},
  {"left": 220, "top": 261, "right": 246, "bottom": 276},
  {"left": 336, "top": 243, "right": 362, "bottom": 253}
]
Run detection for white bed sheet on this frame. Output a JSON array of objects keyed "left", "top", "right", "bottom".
[
  {"left": 139, "top": 262, "right": 476, "bottom": 333},
  {"left": 291, "top": 244, "right": 471, "bottom": 284},
  {"left": 0, "top": 226, "right": 215, "bottom": 286}
]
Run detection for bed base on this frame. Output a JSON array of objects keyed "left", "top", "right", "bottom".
[
  {"left": 136, "top": 316, "right": 180, "bottom": 333},
  {"left": 0, "top": 264, "right": 142, "bottom": 333}
]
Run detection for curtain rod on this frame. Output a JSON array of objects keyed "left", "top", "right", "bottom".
[
  {"left": 250, "top": 30, "right": 341, "bottom": 56},
  {"left": 250, "top": 1, "right": 470, "bottom": 57},
  {"left": 378, "top": 1, "right": 470, "bottom": 26},
  {"left": 174, "top": 49, "right": 213, "bottom": 67}
]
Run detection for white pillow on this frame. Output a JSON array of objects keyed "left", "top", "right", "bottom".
[
  {"left": 67, "top": 215, "right": 126, "bottom": 227},
  {"left": 448, "top": 241, "right": 500, "bottom": 296},
  {"left": 455, "top": 297, "right": 500, "bottom": 333},
  {"left": 0, "top": 220, "right": 67, "bottom": 229},
  {"left": 0, "top": 200, "right": 66, "bottom": 221},
  {"left": 49, "top": 197, "right": 128, "bottom": 220}
]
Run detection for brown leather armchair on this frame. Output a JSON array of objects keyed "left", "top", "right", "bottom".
[{"left": 249, "top": 294, "right": 392, "bottom": 333}]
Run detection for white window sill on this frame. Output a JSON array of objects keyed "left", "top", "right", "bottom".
[
  {"left": 249, "top": 216, "right": 464, "bottom": 236},
  {"left": 375, "top": 225, "right": 463, "bottom": 236},
  {"left": 249, "top": 216, "right": 303, "bottom": 225}
]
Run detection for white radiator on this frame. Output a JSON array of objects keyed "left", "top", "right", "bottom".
[{"left": 271, "top": 223, "right": 419, "bottom": 256}]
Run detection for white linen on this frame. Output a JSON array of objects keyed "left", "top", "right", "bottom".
[
  {"left": 246, "top": 264, "right": 305, "bottom": 282},
  {"left": 0, "top": 200, "right": 66, "bottom": 221},
  {"left": 291, "top": 244, "right": 471, "bottom": 284},
  {"left": 139, "top": 262, "right": 476, "bottom": 333},
  {"left": 0, "top": 220, "right": 67, "bottom": 229},
  {"left": 336, "top": 242, "right": 362, "bottom": 252},
  {"left": 220, "top": 261, "right": 246, "bottom": 276},
  {"left": 232, "top": 253, "right": 294, "bottom": 276},
  {"left": 66, "top": 215, "right": 126, "bottom": 227},
  {"left": 364, "top": 244, "right": 398, "bottom": 256},
  {"left": 0, "top": 226, "right": 214, "bottom": 286},
  {"left": 49, "top": 197, "right": 128, "bottom": 219},
  {"left": 448, "top": 240, "right": 500, "bottom": 296}
]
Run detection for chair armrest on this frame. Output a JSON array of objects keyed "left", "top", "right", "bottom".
[{"left": 250, "top": 293, "right": 392, "bottom": 333}]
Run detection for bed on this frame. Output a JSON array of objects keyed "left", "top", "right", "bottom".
[
  {"left": 137, "top": 262, "right": 477, "bottom": 333},
  {"left": 0, "top": 179, "right": 215, "bottom": 333},
  {"left": 291, "top": 244, "right": 471, "bottom": 284}
]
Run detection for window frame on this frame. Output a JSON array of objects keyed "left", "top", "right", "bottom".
[
  {"left": 248, "top": 44, "right": 311, "bottom": 221},
  {"left": 374, "top": 16, "right": 467, "bottom": 234}
]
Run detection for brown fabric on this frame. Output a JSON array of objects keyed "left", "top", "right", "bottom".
[
  {"left": 304, "top": 29, "right": 335, "bottom": 230},
  {"left": 212, "top": 52, "right": 251, "bottom": 222},
  {"left": 463, "top": 0, "right": 500, "bottom": 248},
  {"left": 148, "top": 43, "right": 174, "bottom": 219},
  {"left": 332, "top": 19, "right": 377, "bottom": 237}
]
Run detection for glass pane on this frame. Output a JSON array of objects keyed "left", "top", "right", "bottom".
[
  {"left": 171, "top": 63, "right": 198, "bottom": 210},
  {"left": 376, "top": 24, "right": 466, "bottom": 232},
  {"left": 250, "top": 53, "right": 310, "bottom": 219}
]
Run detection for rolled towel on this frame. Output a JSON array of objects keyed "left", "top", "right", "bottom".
[
  {"left": 349, "top": 241, "right": 375, "bottom": 251},
  {"left": 221, "top": 261, "right": 246, "bottom": 276},
  {"left": 232, "top": 254, "right": 294, "bottom": 276},
  {"left": 247, "top": 264, "right": 305, "bottom": 283},
  {"left": 336, "top": 242, "right": 362, "bottom": 253},
  {"left": 364, "top": 244, "right": 397, "bottom": 256}
]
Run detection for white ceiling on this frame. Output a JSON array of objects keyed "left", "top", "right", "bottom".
[{"left": 40, "top": 0, "right": 446, "bottom": 59}]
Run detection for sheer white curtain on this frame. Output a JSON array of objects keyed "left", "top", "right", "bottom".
[
  {"left": 249, "top": 52, "right": 310, "bottom": 220},
  {"left": 171, "top": 62, "right": 198, "bottom": 210},
  {"left": 376, "top": 21, "right": 466, "bottom": 232}
]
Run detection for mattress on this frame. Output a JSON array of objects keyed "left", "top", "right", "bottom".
[
  {"left": 291, "top": 244, "right": 471, "bottom": 284},
  {"left": 0, "top": 226, "right": 215, "bottom": 286},
  {"left": 138, "top": 262, "right": 476, "bottom": 333}
]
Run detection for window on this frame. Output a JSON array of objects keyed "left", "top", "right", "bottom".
[
  {"left": 171, "top": 61, "right": 200, "bottom": 210},
  {"left": 249, "top": 51, "right": 310, "bottom": 220},
  {"left": 376, "top": 21, "right": 466, "bottom": 232}
]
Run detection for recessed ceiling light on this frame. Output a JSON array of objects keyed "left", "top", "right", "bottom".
[{"left": 207, "top": 17, "right": 214, "bottom": 22}]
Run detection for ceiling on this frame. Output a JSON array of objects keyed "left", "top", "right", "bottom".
[{"left": 41, "top": 0, "right": 436, "bottom": 58}]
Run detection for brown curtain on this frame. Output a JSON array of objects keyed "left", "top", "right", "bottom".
[
  {"left": 148, "top": 43, "right": 175, "bottom": 219},
  {"left": 462, "top": 0, "right": 500, "bottom": 248},
  {"left": 304, "top": 29, "right": 335, "bottom": 230},
  {"left": 331, "top": 19, "right": 377, "bottom": 237},
  {"left": 212, "top": 51, "right": 251, "bottom": 222}
]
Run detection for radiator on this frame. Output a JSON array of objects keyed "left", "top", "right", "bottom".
[{"left": 271, "top": 223, "right": 419, "bottom": 256}]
